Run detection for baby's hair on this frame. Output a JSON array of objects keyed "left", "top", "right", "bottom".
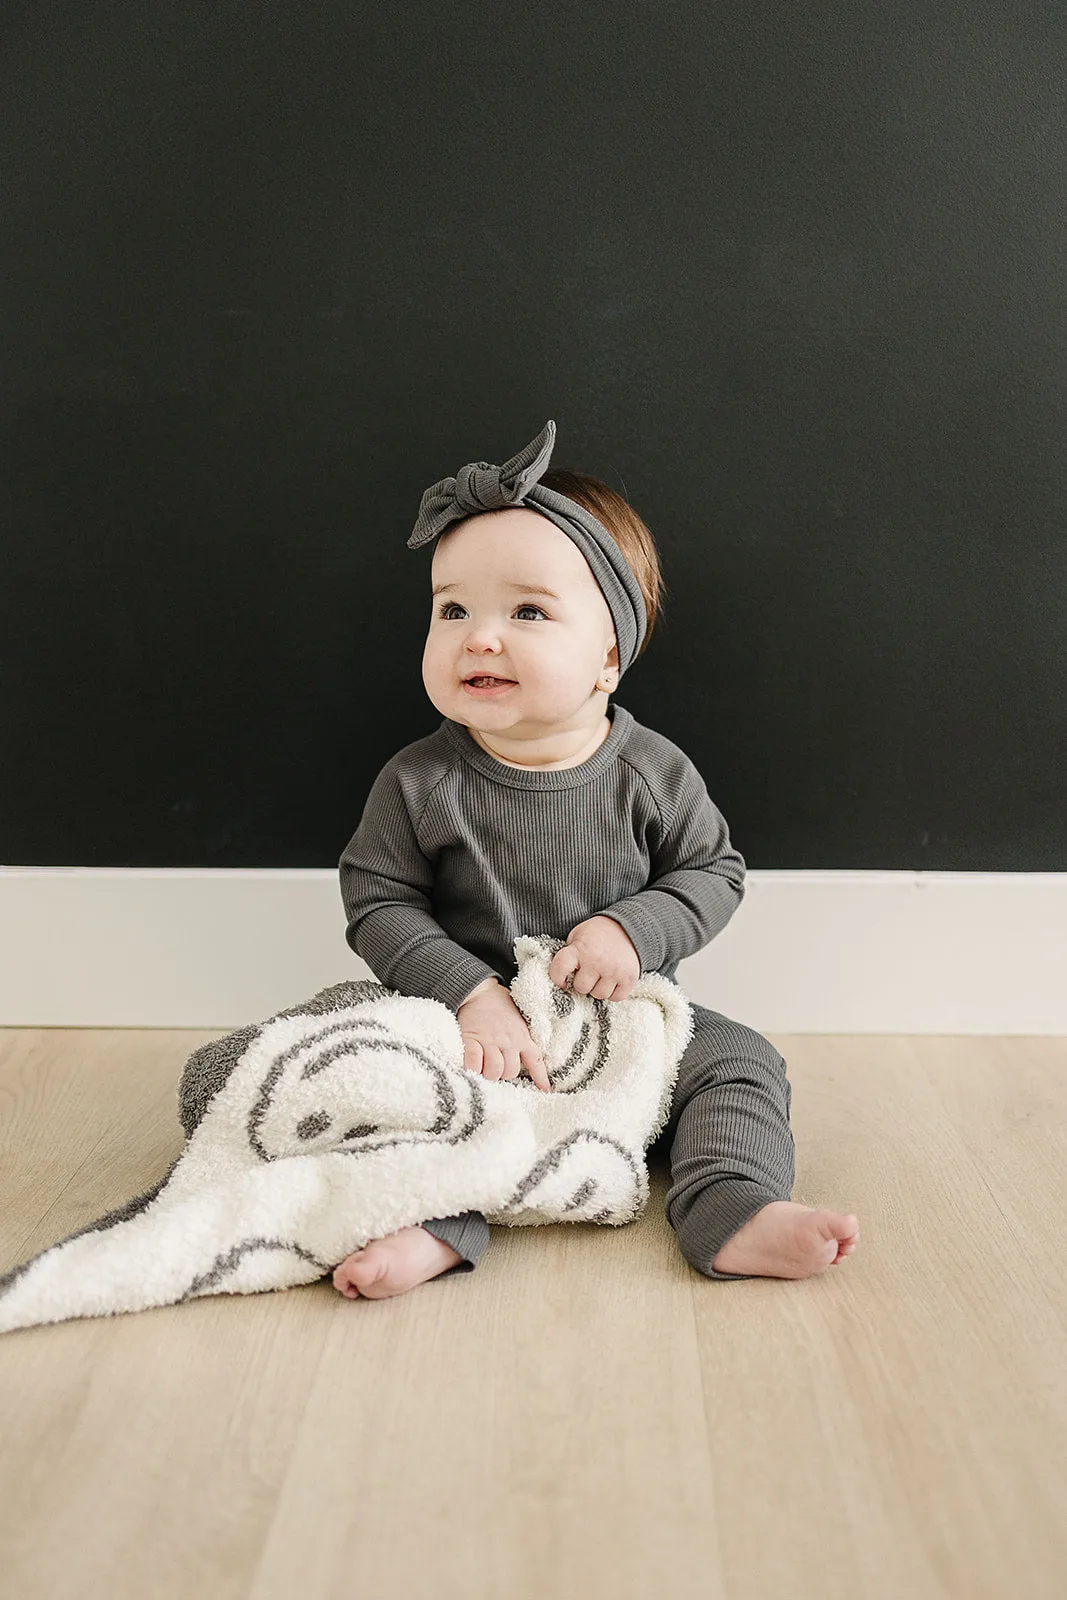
[{"left": 540, "top": 468, "right": 666, "bottom": 660}]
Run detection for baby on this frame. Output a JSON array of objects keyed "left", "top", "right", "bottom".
[{"left": 333, "top": 422, "right": 859, "bottom": 1299}]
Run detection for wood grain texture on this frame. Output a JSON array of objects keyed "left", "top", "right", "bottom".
[{"left": 0, "top": 1029, "right": 1064, "bottom": 1599}]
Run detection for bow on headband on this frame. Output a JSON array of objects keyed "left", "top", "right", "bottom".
[{"left": 406, "top": 419, "right": 647, "bottom": 677}]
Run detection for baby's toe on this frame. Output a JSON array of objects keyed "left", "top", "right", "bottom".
[
  {"left": 334, "top": 1247, "right": 385, "bottom": 1297},
  {"left": 332, "top": 1259, "right": 358, "bottom": 1296},
  {"left": 825, "top": 1213, "right": 861, "bottom": 1264}
]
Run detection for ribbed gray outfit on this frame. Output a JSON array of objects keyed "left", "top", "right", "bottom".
[{"left": 337, "top": 702, "right": 794, "bottom": 1280}]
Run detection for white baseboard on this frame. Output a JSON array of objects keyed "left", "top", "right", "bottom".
[{"left": 0, "top": 868, "right": 1063, "bottom": 1034}]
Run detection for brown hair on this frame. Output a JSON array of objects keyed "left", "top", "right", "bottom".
[{"left": 539, "top": 468, "right": 666, "bottom": 661}]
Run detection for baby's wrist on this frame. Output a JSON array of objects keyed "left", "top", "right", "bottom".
[{"left": 458, "top": 975, "right": 502, "bottom": 1008}]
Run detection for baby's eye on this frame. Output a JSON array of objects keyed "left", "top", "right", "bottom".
[{"left": 436, "top": 603, "right": 548, "bottom": 622}]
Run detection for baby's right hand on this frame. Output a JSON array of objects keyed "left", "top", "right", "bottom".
[{"left": 456, "top": 980, "right": 553, "bottom": 1093}]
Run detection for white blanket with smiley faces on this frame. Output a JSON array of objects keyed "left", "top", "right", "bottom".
[{"left": 0, "top": 935, "right": 694, "bottom": 1334}]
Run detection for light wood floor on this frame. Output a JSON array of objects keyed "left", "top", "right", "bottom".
[{"left": 1, "top": 1029, "right": 1065, "bottom": 1600}]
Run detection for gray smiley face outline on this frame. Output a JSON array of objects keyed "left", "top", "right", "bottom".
[{"left": 245, "top": 1013, "right": 490, "bottom": 1165}]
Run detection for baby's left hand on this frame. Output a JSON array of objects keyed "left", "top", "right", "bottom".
[{"left": 548, "top": 916, "right": 641, "bottom": 1002}]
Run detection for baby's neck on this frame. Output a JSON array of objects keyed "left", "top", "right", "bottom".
[{"left": 469, "top": 713, "right": 611, "bottom": 770}]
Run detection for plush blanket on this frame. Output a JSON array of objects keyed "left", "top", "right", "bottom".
[{"left": 0, "top": 935, "right": 694, "bottom": 1334}]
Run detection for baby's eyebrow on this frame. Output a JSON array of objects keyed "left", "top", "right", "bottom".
[{"left": 432, "top": 580, "right": 562, "bottom": 600}]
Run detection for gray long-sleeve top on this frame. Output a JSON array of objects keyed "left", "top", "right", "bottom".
[{"left": 337, "top": 702, "right": 746, "bottom": 1013}]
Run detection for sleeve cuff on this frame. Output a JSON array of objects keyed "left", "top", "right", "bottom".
[{"left": 433, "top": 956, "right": 506, "bottom": 1013}]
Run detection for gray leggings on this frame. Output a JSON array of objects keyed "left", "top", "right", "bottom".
[{"left": 422, "top": 1002, "right": 795, "bottom": 1282}]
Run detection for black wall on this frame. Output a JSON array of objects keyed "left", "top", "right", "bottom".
[{"left": 3, "top": 2, "right": 1064, "bottom": 870}]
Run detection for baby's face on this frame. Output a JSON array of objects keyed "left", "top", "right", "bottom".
[{"left": 423, "top": 508, "right": 618, "bottom": 732}]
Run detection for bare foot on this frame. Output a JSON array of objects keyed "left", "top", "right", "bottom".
[
  {"left": 332, "top": 1225, "right": 464, "bottom": 1300},
  {"left": 711, "top": 1200, "right": 860, "bottom": 1280}
]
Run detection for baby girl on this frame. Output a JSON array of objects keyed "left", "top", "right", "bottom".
[{"left": 334, "top": 421, "right": 859, "bottom": 1299}]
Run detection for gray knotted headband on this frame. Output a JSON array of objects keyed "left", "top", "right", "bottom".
[{"left": 406, "top": 419, "right": 647, "bottom": 678}]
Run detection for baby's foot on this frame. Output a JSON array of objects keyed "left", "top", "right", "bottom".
[
  {"left": 711, "top": 1200, "right": 860, "bottom": 1280},
  {"left": 332, "top": 1225, "right": 464, "bottom": 1300}
]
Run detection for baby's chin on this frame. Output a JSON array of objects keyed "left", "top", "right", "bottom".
[
  {"left": 448, "top": 686, "right": 526, "bottom": 724},
  {"left": 428, "top": 681, "right": 559, "bottom": 726},
  {"left": 426, "top": 678, "right": 589, "bottom": 728}
]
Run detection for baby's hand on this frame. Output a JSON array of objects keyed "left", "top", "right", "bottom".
[
  {"left": 548, "top": 916, "right": 641, "bottom": 1002},
  {"left": 456, "top": 981, "right": 554, "bottom": 1092}
]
